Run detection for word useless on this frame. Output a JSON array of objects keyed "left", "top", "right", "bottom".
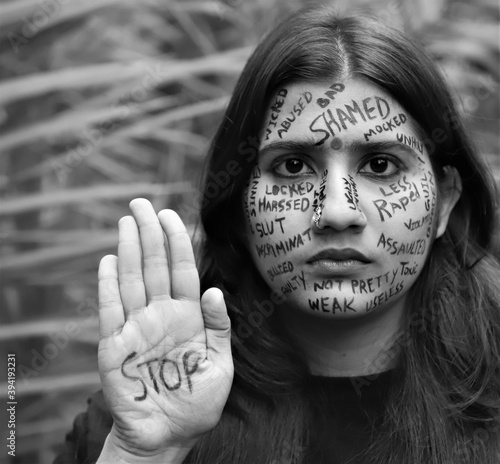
[{"left": 121, "top": 350, "right": 200, "bottom": 401}]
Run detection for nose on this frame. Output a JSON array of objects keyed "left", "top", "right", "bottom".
[{"left": 313, "top": 171, "right": 367, "bottom": 232}]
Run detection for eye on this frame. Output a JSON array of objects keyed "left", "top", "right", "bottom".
[
  {"left": 359, "top": 155, "right": 401, "bottom": 177},
  {"left": 273, "top": 157, "right": 313, "bottom": 177}
]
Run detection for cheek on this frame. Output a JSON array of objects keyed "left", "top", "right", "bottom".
[
  {"left": 368, "top": 168, "right": 438, "bottom": 285},
  {"left": 243, "top": 172, "right": 315, "bottom": 268}
]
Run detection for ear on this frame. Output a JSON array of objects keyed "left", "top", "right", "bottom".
[{"left": 435, "top": 165, "right": 462, "bottom": 238}]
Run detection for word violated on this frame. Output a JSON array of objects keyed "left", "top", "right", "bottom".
[{"left": 121, "top": 350, "right": 200, "bottom": 401}]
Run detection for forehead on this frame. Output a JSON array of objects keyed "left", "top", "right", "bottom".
[{"left": 260, "top": 78, "right": 419, "bottom": 148}]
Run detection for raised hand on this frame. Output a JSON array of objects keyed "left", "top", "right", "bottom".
[{"left": 97, "top": 199, "right": 233, "bottom": 463}]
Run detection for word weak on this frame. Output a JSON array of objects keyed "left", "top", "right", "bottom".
[{"left": 121, "top": 350, "right": 200, "bottom": 401}]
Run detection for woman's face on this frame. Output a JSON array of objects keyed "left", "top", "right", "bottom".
[{"left": 243, "top": 78, "right": 455, "bottom": 319}]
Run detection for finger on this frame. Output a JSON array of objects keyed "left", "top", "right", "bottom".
[
  {"left": 157, "top": 209, "right": 199, "bottom": 301},
  {"left": 118, "top": 215, "right": 147, "bottom": 316},
  {"left": 201, "top": 288, "right": 232, "bottom": 358},
  {"left": 98, "top": 255, "right": 125, "bottom": 338},
  {"left": 129, "top": 198, "right": 170, "bottom": 301}
]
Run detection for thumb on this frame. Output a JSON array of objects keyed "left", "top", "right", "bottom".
[{"left": 201, "top": 287, "right": 232, "bottom": 359}]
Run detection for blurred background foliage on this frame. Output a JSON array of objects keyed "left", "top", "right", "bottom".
[{"left": 0, "top": 0, "right": 498, "bottom": 462}]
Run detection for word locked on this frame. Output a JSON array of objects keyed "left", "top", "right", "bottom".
[{"left": 121, "top": 350, "right": 201, "bottom": 401}]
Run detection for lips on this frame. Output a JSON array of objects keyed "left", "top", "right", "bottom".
[
  {"left": 306, "top": 248, "right": 371, "bottom": 275},
  {"left": 307, "top": 248, "right": 371, "bottom": 264}
]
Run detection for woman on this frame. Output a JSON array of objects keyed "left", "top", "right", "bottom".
[{"left": 56, "top": 7, "right": 500, "bottom": 464}]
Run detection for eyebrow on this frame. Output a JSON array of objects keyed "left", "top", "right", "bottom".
[
  {"left": 258, "top": 138, "right": 422, "bottom": 161},
  {"left": 350, "top": 140, "right": 423, "bottom": 161},
  {"left": 258, "top": 138, "right": 327, "bottom": 158}
]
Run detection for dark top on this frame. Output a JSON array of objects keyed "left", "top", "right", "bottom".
[
  {"left": 303, "top": 371, "right": 391, "bottom": 464},
  {"left": 54, "top": 371, "right": 392, "bottom": 464}
]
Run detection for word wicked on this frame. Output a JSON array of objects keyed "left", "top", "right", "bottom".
[
  {"left": 121, "top": 350, "right": 200, "bottom": 401},
  {"left": 265, "top": 89, "right": 288, "bottom": 140}
]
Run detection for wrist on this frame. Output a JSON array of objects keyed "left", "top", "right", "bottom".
[{"left": 96, "top": 427, "right": 197, "bottom": 464}]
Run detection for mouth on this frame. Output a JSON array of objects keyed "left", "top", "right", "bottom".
[{"left": 306, "top": 248, "right": 371, "bottom": 274}]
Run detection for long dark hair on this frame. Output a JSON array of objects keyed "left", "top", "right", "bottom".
[{"left": 193, "top": 7, "right": 500, "bottom": 463}]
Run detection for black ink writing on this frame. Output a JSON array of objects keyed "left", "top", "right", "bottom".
[
  {"left": 258, "top": 197, "right": 310, "bottom": 213},
  {"left": 363, "top": 113, "right": 407, "bottom": 141},
  {"left": 265, "top": 181, "right": 314, "bottom": 197},
  {"left": 372, "top": 182, "right": 421, "bottom": 222},
  {"left": 396, "top": 132, "right": 424, "bottom": 155},
  {"left": 376, "top": 232, "right": 426, "bottom": 256},
  {"left": 404, "top": 213, "right": 431, "bottom": 231},
  {"left": 255, "top": 217, "right": 286, "bottom": 237},
  {"left": 308, "top": 296, "right": 356, "bottom": 313},
  {"left": 265, "top": 89, "right": 288, "bottom": 140},
  {"left": 400, "top": 261, "right": 419, "bottom": 276},
  {"left": 343, "top": 174, "right": 360, "bottom": 211},
  {"left": 310, "top": 96, "right": 391, "bottom": 145},
  {"left": 255, "top": 228, "right": 311, "bottom": 258},
  {"left": 316, "top": 82, "right": 345, "bottom": 108},
  {"left": 281, "top": 271, "right": 306, "bottom": 295},
  {"left": 351, "top": 268, "right": 399, "bottom": 294},
  {"left": 267, "top": 261, "right": 294, "bottom": 281},
  {"left": 365, "top": 281, "right": 404, "bottom": 312},
  {"left": 121, "top": 350, "right": 201, "bottom": 401},
  {"left": 277, "top": 91, "right": 313, "bottom": 139},
  {"left": 313, "top": 279, "right": 343, "bottom": 291}
]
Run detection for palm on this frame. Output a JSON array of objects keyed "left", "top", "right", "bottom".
[{"left": 97, "top": 199, "right": 233, "bottom": 455}]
